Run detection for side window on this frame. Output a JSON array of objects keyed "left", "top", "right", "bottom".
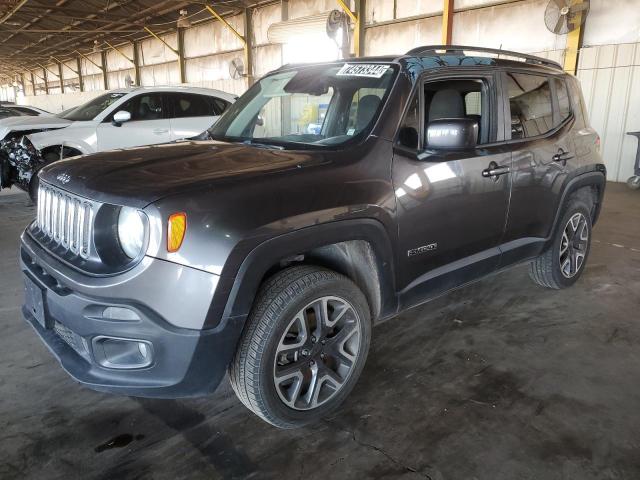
[
  {"left": 553, "top": 77, "right": 571, "bottom": 123},
  {"left": 115, "top": 94, "right": 164, "bottom": 122},
  {"left": 505, "top": 73, "right": 553, "bottom": 139},
  {"left": 425, "top": 78, "right": 490, "bottom": 144},
  {"left": 211, "top": 98, "right": 230, "bottom": 116},
  {"left": 172, "top": 94, "right": 213, "bottom": 118}
]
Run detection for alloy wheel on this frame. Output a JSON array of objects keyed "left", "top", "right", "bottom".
[
  {"left": 559, "top": 212, "right": 589, "bottom": 279},
  {"left": 273, "top": 296, "right": 361, "bottom": 411}
]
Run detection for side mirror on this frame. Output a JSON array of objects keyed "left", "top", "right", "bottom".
[
  {"left": 426, "top": 118, "right": 478, "bottom": 150},
  {"left": 256, "top": 115, "right": 264, "bottom": 127},
  {"left": 398, "top": 126, "right": 419, "bottom": 149},
  {"left": 112, "top": 110, "right": 131, "bottom": 127}
]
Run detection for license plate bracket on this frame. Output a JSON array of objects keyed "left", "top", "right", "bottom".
[{"left": 24, "top": 276, "right": 48, "bottom": 329}]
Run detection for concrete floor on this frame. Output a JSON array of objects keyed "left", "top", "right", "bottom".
[{"left": 1, "top": 183, "right": 639, "bottom": 480}]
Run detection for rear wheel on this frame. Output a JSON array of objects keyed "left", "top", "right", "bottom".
[
  {"left": 229, "top": 266, "right": 371, "bottom": 428},
  {"left": 529, "top": 197, "right": 592, "bottom": 289}
]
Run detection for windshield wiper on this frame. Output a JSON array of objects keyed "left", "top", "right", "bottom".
[{"left": 242, "top": 139, "right": 284, "bottom": 150}]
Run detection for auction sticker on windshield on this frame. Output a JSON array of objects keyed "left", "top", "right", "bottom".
[{"left": 336, "top": 64, "right": 389, "bottom": 78}]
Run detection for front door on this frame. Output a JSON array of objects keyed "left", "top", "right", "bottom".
[
  {"left": 97, "top": 93, "right": 171, "bottom": 151},
  {"left": 393, "top": 73, "right": 512, "bottom": 309}
]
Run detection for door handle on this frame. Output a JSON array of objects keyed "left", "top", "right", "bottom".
[
  {"left": 482, "top": 161, "right": 510, "bottom": 181},
  {"left": 153, "top": 128, "right": 169, "bottom": 134},
  {"left": 552, "top": 148, "right": 574, "bottom": 165}
]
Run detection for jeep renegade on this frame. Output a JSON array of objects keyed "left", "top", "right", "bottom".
[{"left": 20, "top": 46, "right": 605, "bottom": 428}]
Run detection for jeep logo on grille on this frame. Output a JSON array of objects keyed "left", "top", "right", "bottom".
[{"left": 56, "top": 173, "right": 71, "bottom": 184}]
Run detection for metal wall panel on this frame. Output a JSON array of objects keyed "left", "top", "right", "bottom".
[
  {"left": 253, "top": 4, "right": 282, "bottom": 46},
  {"left": 254, "top": 44, "right": 282, "bottom": 77},
  {"left": 138, "top": 33, "right": 178, "bottom": 66},
  {"left": 452, "top": 0, "right": 566, "bottom": 52},
  {"left": 106, "top": 43, "right": 135, "bottom": 72},
  {"left": 577, "top": 43, "right": 640, "bottom": 182},
  {"left": 185, "top": 53, "right": 247, "bottom": 96},
  {"left": 183, "top": 14, "right": 245, "bottom": 58},
  {"left": 365, "top": 16, "right": 441, "bottom": 55},
  {"left": 583, "top": 0, "right": 640, "bottom": 47},
  {"left": 140, "top": 62, "right": 180, "bottom": 86}
]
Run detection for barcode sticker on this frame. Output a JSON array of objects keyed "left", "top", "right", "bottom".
[{"left": 336, "top": 64, "right": 389, "bottom": 78}]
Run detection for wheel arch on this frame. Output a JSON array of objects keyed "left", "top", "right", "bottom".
[
  {"left": 205, "top": 218, "right": 399, "bottom": 329},
  {"left": 552, "top": 168, "right": 606, "bottom": 235}
]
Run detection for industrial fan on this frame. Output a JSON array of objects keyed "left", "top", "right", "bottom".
[{"left": 544, "top": 0, "right": 590, "bottom": 35}]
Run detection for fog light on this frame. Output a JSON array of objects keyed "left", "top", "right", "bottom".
[
  {"left": 102, "top": 307, "right": 141, "bottom": 322},
  {"left": 93, "top": 337, "right": 153, "bottom": 369}
]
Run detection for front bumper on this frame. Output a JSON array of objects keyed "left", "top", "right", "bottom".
[{"left": 20, "top": 232, "right": 245, "bottom": 398}]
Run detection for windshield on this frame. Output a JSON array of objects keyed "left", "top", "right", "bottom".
[
  {"left": 209, "top": 63, "right": 396, "bottom": 148},
  {"left": 57, "top": 92, "right": 127, "bottom": 121}
]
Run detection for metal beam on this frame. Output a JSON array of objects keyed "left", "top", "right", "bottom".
[
  {"left": 42, "top": 67, "right": 49, "bottom": 95},
  {"left": 143, "top": 26, "right": 180, "bottom": 57},
  {"left": 76, "top": 56, "right": 84, "bottom": 92},
  {"left": 204, "top": 5, "right": 250, "bottom": 81},
  {"left": 442, "top": 0, "right": 454, "bottom": 45},
  {"left": 132, "top": 41, "right": 141, "bottom": 86},
  {"left": 0, "top": 0, "right": 28, "bottom": 25},
  {"left": 337, "top": 0, "right": 360, "bottom": 57},
  {"left": 244, "top": 7, "right": 254, "bottom": 86},
  {"left": 176, "top": 27, "right": 187, "bottom": 84},
  {"left": 75, "top": 49, "right": 103, "bottom": 71},
  {"left": 104, "top": 40, "right": 135, "bottom": 65},
  {"left": 101, "top": 51, "right": 109, "bottom": 90},
  {"left": 58, "top": 60, "right": 65, "bottom": 94},
  {"left": 563, "top": 6, "right": 584, "bottom": 74}
]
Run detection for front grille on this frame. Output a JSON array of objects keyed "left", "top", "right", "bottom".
[{"left": 36, "top": 183, "right": 94, "bottom": 259}]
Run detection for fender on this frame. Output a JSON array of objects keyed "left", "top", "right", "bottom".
[
  {"left": 548, "top": 166, "right": 606, "bottom": 241},
  {"left": 27, "top": 128, "right": 96, "bottom": 155},
  {"left": 205, "top": 218, "right": 399, "bottom": 329}
]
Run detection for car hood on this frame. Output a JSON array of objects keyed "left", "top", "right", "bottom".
[
  {"left": 39, "top": 140, "right": 325, "bottom": 208},
  {"left": 0, "top": 115, "right": 71, "bottom": 138}
]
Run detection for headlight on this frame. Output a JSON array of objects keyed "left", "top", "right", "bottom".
[{"left": 117, "top": 207, "right": 145, "bottom": 259}]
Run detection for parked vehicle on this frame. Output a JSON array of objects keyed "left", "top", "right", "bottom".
[
  {"left": 5, "top": 105, "right": 52, "bottom": 116},
  {"left": 0, "top": 107, "right": 25, "bottom": 120},
  {"left": 20, "top": 46, "right": 605, "bottom": 428},
  {"left": 0, "top": 86, "right": 235, "bottom": 199}
]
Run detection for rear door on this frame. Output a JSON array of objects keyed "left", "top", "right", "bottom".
[
  {"left": 168, "top": 93, "right": 226, "bottom": 140},
  {"left": 97, "top": 93, "right": 171, "bottom": 150},
  {"left": 393, "top": 72, "right": 512, "bottom": 308},
  {"left": 499, "top": 71, "right": 575, "bottom": 265}
]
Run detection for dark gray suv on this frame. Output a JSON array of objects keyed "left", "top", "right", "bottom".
[{"left": 20, "top": 46, "right": 605, "bottom": 428}]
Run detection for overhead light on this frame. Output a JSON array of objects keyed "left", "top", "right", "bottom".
[
  {"left": 177, "top": 9, "right": 191, "bottom": 29},
  {"left": 92, "top": 40, "right": 101, "bottom": 53}
]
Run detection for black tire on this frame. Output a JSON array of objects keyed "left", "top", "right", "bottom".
[
  {"left": 529, "top": 195, "right": 593, "bottom": 289},
  {"left": 229, "top": 265, "right": 371, "bottom": 429}
]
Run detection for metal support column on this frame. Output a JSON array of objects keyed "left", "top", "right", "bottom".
[
  {"left": 42, "top": 67, "right": 49, "bottom": 95},
  {"left": 176, "top": 28, "right": 187, "bottom": 84},
  {"left": 101, "top": 51, "right": 109, "bottom": 90},
  {"left": 564, "top": 12, "right": 584, "bottom": 74},
  {"left": 337, "top": 0, "right": 360, "bottom": 57},
  {"left": 244, "top": 7, "right": 254, "bottom": 86},
  {"left": 133, "top": 41, "right": 141, "bottom": 86},
  {"left": 442, "top": 0, "right": 454, "bottom": 45},
  {"left": 58, "top": 61, "right": 65, "bottom": 94},
  {"left": 76, "top": 56, "right": 84, "bottom": 92}
]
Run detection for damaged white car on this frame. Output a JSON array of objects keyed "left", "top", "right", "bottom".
[{"left": 0, "top": 86, "right": 236, "bottom": 199}]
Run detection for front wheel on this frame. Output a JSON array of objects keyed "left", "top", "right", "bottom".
[
  {"left": 529, "top": 197, "right": 593, "bottom": 289},
  {"left": 229, "top": 266, "right": 371, "bottom": 428}
]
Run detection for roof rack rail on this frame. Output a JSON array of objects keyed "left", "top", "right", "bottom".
[{"left": 405, "top": 45, "right": 563, "bottom": 70}]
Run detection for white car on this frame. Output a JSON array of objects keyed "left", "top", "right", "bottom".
[{"left": 0, "top": 86, "right": 236, "bottom": 197}]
